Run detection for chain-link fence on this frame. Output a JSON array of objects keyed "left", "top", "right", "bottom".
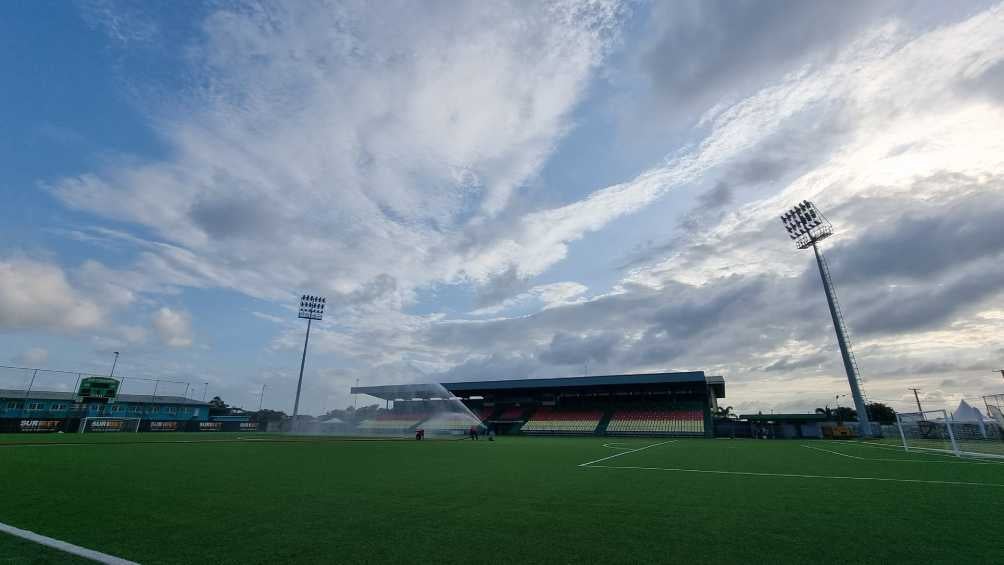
[{"left": 0, "top": 365, "right": 200, "bottom": 400}]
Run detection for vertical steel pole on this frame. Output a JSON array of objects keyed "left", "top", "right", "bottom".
[
  {"left": 895, "top": 412, "right": 909, "bottom": 452},
  {"left": 23, "top": 369, "right": 38, "bottom": 418},
  {"left": 291, "top": 317, "right": 312, "bottom": 432},
  {"left": 943, "top": 410, "right": 961, "bottom": 457},
  {"left": 812, "top": 243, "right": 870, "bottom": 437},
  {"left": 66, "top": 372, "right": 82, "bottom": 431},
  {"left": 109, "top": 352, "right": 119, "bottom": 378},
  {"left": 258, "top": 384, "right": 266, "bottom": 411},
  {"left": 909, "top": 388, "right": 925, "bottom": 420}
]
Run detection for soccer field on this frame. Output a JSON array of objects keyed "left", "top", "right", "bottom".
[{"left": 1, "top": 434, "right": 1002, "bottom": 564}]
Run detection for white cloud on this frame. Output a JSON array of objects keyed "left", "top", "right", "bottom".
[
  {"left": 0, "top": 259, "right": 103, "bottom": 332},
  {"left": 53, "top": 0, "right": 627, "bottom": 304},
  {"left": 465, "top": 8, "right": 1004, "bottom": 285},
  {"left": 151, "top": 307, "right": 193, "bottom": 348},
  {"left": 470, "top": 282, "right": 588, "bottom": 316},
  {"left": 623, "top": 7, "right": 1004, "bottom": 289}
]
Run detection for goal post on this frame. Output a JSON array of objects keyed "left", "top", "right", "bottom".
[
  {"left": 78, "top": 417, "right": 141, "bottom": 433},
  {"left": 896, "top": 409, "right": 1004, "bottom": 459},
  {"left": 896, "top": 410, "right": 958, "bottom": 456}
]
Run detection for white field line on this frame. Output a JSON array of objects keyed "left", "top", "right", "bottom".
[
  {"left": 582, "top": 465, "right": 1004, "bottom": 487},
  {"left": 0, "top": 521, "right": 139, "bottom": 565},
  {"left": 800, "top": 444, "right": 999, "bottom": 465},
  {"left": 579, "top": 440, "right": 675, "bottom": 467},
  {"left": 601, "top": 443, "right": 634, "bottom": 450},
  {"left": 846, "top": 441, "right": 1004, "bottom": 465},
  {"left": 802, "top": 445, "right": 868, "bottom": 460}
]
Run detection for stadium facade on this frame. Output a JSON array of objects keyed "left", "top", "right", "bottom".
[
  {"left": 352, "top": 371, "right": 726, "bottom": 438},
  {"left": 0, "top": 388, "right": 227, "bottom": 433}
]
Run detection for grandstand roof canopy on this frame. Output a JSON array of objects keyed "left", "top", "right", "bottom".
[
  {"left": 0, "top": 389, "right": 208, "bottom": 405},
  {"left": 351, "top": 371, "right": 725, "bottom": 401}
]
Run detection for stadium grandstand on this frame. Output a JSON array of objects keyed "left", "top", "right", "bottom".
[{"left": 351, "top": 371, "right": 725, "bottom": 438}]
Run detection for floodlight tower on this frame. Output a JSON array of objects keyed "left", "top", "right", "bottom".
[
  {"left": 780, "top": 200, "right": 871, "bottom": 437},
  {"left": 291, "top": 294, "right": 325, "bottom": 432}
]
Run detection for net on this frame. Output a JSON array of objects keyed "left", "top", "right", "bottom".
[
  {"left": 896, "top": 410, "right": 1004, "bottom": 459},
  {"left": 78, "top": 417, "right": 141, "bottom": 433}
]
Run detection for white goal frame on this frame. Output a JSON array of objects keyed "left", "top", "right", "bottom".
[
  {"left": 78, "top": 417, "right": 142, "bottom": 433},
  {"left": 896, "top": 409, "right": 1004, "bottom": 459}
]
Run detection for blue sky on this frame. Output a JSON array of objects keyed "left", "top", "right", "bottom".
[{"left": 3, "top": 0, "right": 1004, "bottom": 415}]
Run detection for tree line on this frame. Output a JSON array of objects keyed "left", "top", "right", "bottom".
[{"left": 713, "top": 402, "right": 898, "bottom": 424}]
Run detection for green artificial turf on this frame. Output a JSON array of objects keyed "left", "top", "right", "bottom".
[
  {"left": 0, "top": 532, "right": 94, "bottom": 565},
  {"left": 0, "top": 433, "right": 1001, "bottom": 564}
]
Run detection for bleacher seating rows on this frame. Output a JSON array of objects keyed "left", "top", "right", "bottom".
[
  {"left": 521, "top": 408, "right": 602, "bottom": 433},
  {"left": 606, "top": 409, "right": 704, "bottom": 434}
]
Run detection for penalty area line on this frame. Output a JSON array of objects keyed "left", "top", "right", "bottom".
[
  {"left": 802, "top": 444, "right": 1004, "bottom": 465},
  {"left": 0, "top": 521, "right": 139, "bottom": 565},
  {"left": 578, "top": 440, "right": 676, "bottom": 467},
  {"left": 845, "top": 442, "right": 1004, "bottom": 465},
  {"left": 583, "top": 464, "right": 1004, "bottom": 487}
]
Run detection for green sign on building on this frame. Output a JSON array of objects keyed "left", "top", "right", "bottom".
[{"left": 77, "top": 377, "right": 120, "bottom": 401}]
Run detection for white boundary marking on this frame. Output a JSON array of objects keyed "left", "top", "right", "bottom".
[
  {"left": 582, "top": 465, "right": 1004, "bottom": 487},
  {"left": 801, "top": 444, "right": 1001, "bottom": 465},
  {"left": 845, "top": 441, "right": 1004, "bottom": 464},
  {"left": 601, "top": 442, "right": 634, "bottom": 450},
  {"left": 578, "top": 440, "right": 675, "bottom": 467},
  {"left": 0, "top": 521, "right": 139, "bottom": 564}
]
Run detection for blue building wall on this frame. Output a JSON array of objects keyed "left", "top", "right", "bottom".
[{"left": 0, "top": 395, "right": 209, "bottom": 422}]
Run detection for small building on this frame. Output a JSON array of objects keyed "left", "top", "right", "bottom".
[
  {"left": 736, "top": 413, "right": 828, "bottom": 439},
  {"left": 0, "top": 387, "right": 210, "bottom": 433}
]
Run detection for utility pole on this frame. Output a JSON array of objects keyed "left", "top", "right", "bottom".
[
  {"left": 909, "top": 388, "right": 924, "bottom": 419},
  {"left": 258, "top": 384, "right": 267, "bottom": 411},
  {"left": 109, "top": 352, "right": 120, "bottom": 378}
]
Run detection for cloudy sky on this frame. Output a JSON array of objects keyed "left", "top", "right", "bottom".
[{"left": 3, "top": 0, "right": 1004, "bottom": 415}]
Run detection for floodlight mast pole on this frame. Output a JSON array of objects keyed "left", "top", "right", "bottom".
[
  {"left": 291, "top": 294, "right": 325, "bottom": 433},
  {"left": 781, "top": 200, "right": 871, "bottom": 437},
  {"left": 811, "top": 242, "right": 869, "bottom": 435}
]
